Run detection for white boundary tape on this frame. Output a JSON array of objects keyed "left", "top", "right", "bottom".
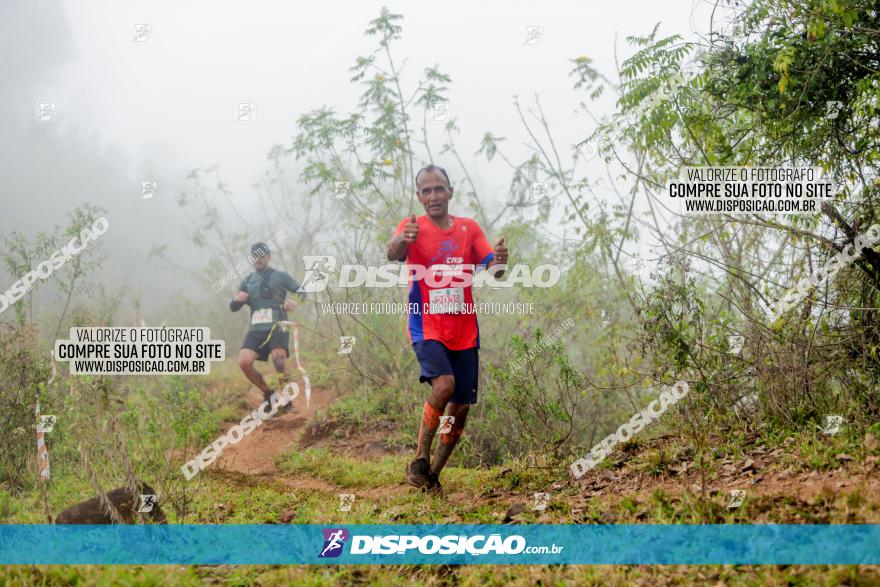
[{"left": 280, "top": 321, "right": 311, "bottom": 408}]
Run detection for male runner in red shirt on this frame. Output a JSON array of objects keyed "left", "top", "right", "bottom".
[{"left": 386, "top": 164, "right": 508, "bottom": 491}]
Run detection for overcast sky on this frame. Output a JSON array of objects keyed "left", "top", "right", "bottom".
[{"left": 1, "top": 0, "right": 718, "bottom": 316}]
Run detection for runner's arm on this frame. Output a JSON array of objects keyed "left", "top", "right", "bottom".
[
  {"left": 386, "top": 218, "right": 410, "bottom": 261},
  {"left": 471, "top": 221, "right": 506, "bottom": 278},
  {"left": 387, "top": 234, "right": 408, "bottom": 261},
  {"left": 229, "top": 278, "right": 248, "bottom": 311},
  {"left": 280, "top": 271, "right": 307, "bottom": 301}
]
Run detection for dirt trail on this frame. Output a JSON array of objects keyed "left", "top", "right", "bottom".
[
  {"left": 211, "top": 384, "right": 880, "bottom": 523},
  {"left": 216, "top": 386, "right": 336, "bottom": 476},
  {"left": 213, "top": 384, "right": 418, "bottom": 504},
  {"left": 213, "top": 382, "right": 469, "bottom": 508}
]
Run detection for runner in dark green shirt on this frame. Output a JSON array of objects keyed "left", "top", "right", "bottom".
[{"left": 230, "top": 242, "right": 305, "bottom": 406}]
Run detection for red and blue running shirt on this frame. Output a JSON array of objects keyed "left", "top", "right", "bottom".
[{"left": 394, "top": 215, "right": 495, "bottom": 350}]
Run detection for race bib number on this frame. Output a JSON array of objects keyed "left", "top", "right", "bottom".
[
  {"left": 251, "top": 308, "right": 273, "bottom": 325},
  {"left": 429, "top": 288, "right": 464, "bottom": 314}
]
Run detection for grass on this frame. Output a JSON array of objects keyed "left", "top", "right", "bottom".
[
  {"left": 279, "top": 447, "right": 404, "bottom": 490},
  {"left": 5, "top": 468, "right": 880, "bottom": 584},
  {"left": 186, "top": 475, "right": 299, "bottom": 524},
  {"left": 3, "top": 562, "right": 879, "bottom": 586},
  {"left": 5, "top": 363, "right": 880, "bottom": 585}
]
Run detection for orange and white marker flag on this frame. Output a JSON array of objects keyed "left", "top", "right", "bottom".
[
  {"left": 36, "top": 350, "right": 56, "bottom": 481},
  {"left": 35, "top": 399, "right": 50, "bottom": 481},
  {"left": 47, "top": 350, "right": 57, "bottom": 386},
  {"left": 280, "top": 321, "right": 312, "bottom": 408}
]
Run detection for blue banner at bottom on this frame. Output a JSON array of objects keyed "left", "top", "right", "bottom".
[{"left": 1, "top": 524, "right": 878, "bottom": 565}]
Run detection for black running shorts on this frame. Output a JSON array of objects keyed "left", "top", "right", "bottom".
[{"left": 241, "top": 328, "right": 289, "bottom": 362}]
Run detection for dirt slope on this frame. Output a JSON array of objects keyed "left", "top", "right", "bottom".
[
  {"left": 215, "top": 386, "right": 336, "bottom": 476},
  {"left": 211, "top": 384, "right": 880, "bottom": 526}
]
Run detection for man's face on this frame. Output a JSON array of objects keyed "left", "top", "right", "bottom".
[
  {"left": 417, "top": 171, "right": 452, "bottom": 219},
  {"left": 252, "top": 253, "right": 270, "bottom": 271}
]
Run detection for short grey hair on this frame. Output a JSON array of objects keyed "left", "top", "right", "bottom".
[{"left": 415, "top": 164, "right": 451, "bottom": 188}]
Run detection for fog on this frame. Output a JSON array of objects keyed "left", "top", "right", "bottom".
[{"left": 1, "top": 0, "right": 717, "bottom": 320}]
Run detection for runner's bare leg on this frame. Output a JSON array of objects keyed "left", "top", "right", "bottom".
[
  {"left": 238, "top": 348, "right": 272, "bottom": 393},
  {"left": 270, "top": 348, "right": 291, "bottom": 387},
  {"left": 416, "top": 374, "right": 455, "bottom": 463},
  {"left": 430, "top": 402, "right": 469, "bottom": 476}
]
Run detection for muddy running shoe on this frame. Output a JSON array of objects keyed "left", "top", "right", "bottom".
[
  {"left": 262, "top": 389, "right": 294, "bottom": 414},
  {"left": 426, "top": 471, "right": 442, "bottom": 493},
  {"left": 405, "top": 458, "right": 432, "bottom": 489}
]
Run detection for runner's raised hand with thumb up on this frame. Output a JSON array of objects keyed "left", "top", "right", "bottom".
[
  {"left": 386, "top": 214, "right": 420, "bottom": 261},
  {"left": 493, "top": 237, "right": 508, "bottom": 265},
  {"left": 404, "top": 215, "right": 419, "bottom": 243}
]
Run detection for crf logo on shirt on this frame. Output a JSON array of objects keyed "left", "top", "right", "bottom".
[
  {"left": 445, "top": 257, "right": 463, "bottom": 264},
  {"left": 430, "top": 239, "right": 459, "bottom": 265}
]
